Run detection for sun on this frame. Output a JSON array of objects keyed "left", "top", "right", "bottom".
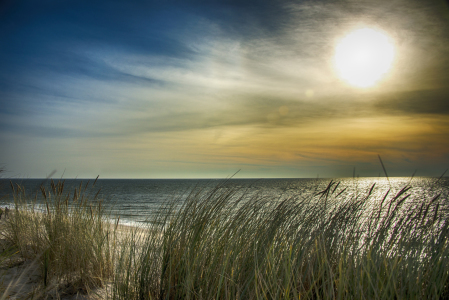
[{"left": 334, "top": 28, "right": 395, "bottom": 88}]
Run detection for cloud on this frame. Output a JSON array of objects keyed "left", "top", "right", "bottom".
[
  {"left": 373, "top": 89, "right": 449, "bottom": 115},
  {"left": 1, "top": 0, "right": 449, "bottom": 177}
]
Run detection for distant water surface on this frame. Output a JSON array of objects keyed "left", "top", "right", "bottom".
[{"left": 1, "top": 177, "right": 447, "bottom": 226}]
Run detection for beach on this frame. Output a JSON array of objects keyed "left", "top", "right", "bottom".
[
  {"left": 0, "top": 218, "right": 150, "bottom": 299},
  {"left": 0, "top": 177, "right": 448, "bottom": 299}
]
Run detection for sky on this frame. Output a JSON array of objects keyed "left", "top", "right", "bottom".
[{"left": 1, "top": 0, "right": 449, "bottom": 179}]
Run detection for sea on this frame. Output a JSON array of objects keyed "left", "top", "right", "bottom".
[{"left": 0, "top": 177, "right": 448, "bottom": 227}]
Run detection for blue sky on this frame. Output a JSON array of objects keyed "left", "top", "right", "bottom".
[{"left": 1, "top": 0, "right": 449, "bottom": 178}]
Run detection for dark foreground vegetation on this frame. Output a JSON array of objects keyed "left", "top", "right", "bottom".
[{"left": 1, "top": 175, "right": 448, "bottom": 299}]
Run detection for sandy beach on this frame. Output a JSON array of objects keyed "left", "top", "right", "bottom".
[{"left": 0, "top": 218, "right": 144, "bottom": 300}]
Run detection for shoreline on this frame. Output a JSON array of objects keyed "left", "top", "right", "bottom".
[{"left": 1, "top": 177, "right": 448, "bottom": 299}]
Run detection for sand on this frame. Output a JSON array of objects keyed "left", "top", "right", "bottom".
[{"left": 0, "top": 219, "right": 145, "bottom": 299}]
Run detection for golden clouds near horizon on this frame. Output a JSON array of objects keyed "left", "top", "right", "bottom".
[
  {"left": 279, "top": 106, "right": 289, "bottom": 116},
  {"left": 334, "top": 28, "right": 395, "bottom": 88}
]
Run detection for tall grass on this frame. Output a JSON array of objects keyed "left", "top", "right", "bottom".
[
  {"left": 112, "top": 178, "right": 449, "bottom": 299},
  {"left": 2, "top": 178, "right": 116, "bottom": 297},
  {"left": 2, "top": 176, "right": 448, "bottom": 299}
]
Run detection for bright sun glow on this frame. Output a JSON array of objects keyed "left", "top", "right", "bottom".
[{"left": 334, "top": 28, "right": 395, "bottom": 88}]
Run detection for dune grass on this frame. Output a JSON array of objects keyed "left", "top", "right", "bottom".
[
  {"left": 112, "top": 178, "right": 449, "bottom": 300},
  {"left": 2, "top": 178, "right": 116, "bottom": 297},
  {"left": 1, "top": 176, "right": 448, "bottom": 299}
]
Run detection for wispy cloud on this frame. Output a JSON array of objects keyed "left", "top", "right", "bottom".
[{"left": 1, "top": 0, "right": 448, "bottom": 177}]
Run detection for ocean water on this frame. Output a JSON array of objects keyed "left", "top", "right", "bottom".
[{"left": 1, "top": 177, "right": 448, "bottom": 227}]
